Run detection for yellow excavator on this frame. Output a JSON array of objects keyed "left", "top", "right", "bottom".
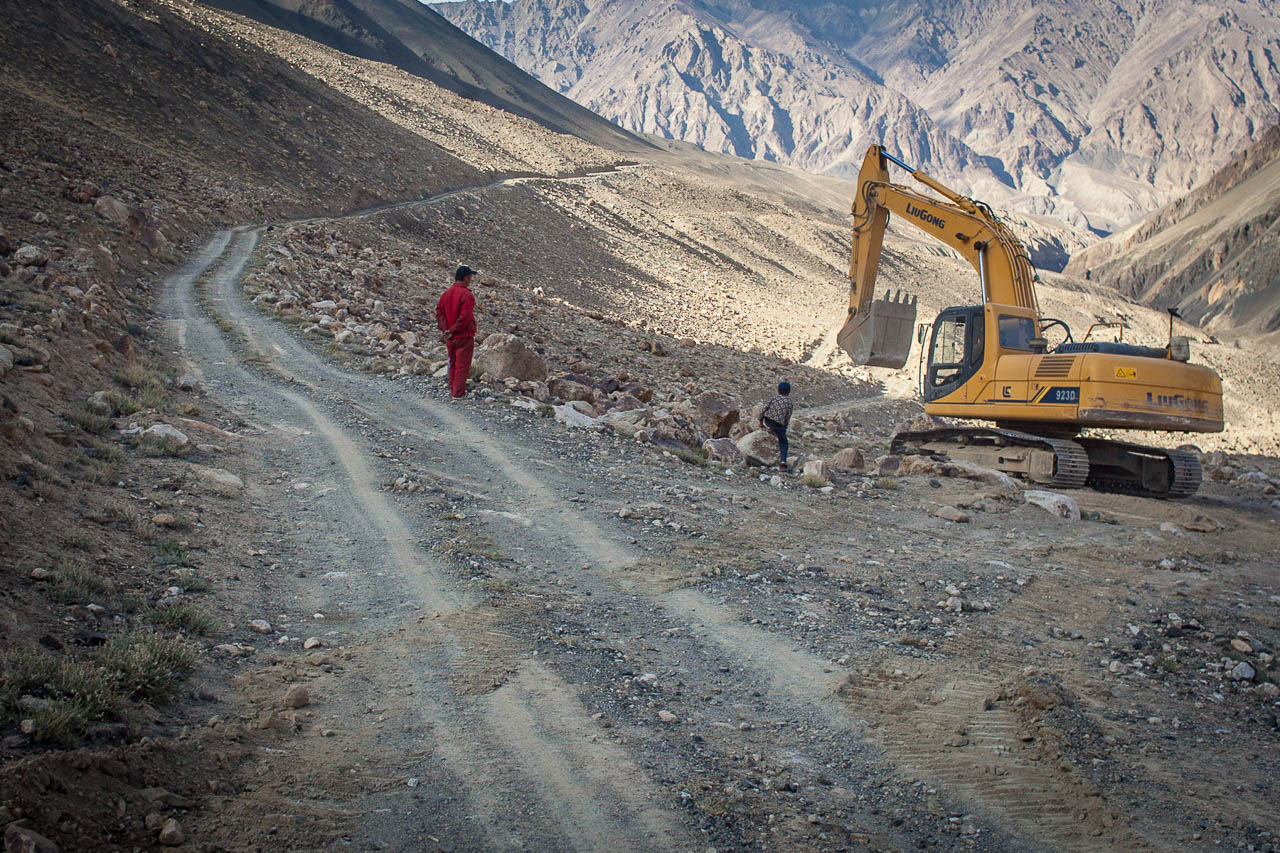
[{"left": 838, "top": 145, "right": 1224, "bottom": 498}]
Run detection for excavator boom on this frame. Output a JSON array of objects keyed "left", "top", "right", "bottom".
[{"left": 839, "top": 146, "right": 1038, "bottom": 368}]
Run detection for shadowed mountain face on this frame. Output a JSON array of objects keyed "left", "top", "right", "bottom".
[
  {"left": 435, "top": 0, "right": 1280, "bottom": 234},
  {"left": 1066, "top": 122, "right": 1280, "bottom": 336},
  {"left": 199, "top": 0, "right": 650, "bottom": 154}
]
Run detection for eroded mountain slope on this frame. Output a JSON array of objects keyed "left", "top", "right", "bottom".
[
  {"left": 437, "top": 0, "right": 1280, "bottom": 233},
  {"left": 1066, "top": 122, "right": 1280, "bottom": 336}
]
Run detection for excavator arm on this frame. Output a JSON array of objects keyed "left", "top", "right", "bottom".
[{"left": 839, "top": 145, "right": 1040, "bottom": 367}]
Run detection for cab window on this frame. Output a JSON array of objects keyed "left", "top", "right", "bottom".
[
  {"left": 930, "top": 315, "right": 966, "bottom": 385},
  {"left": 998, "top": 315, "right": 1036, "bottom": 350}
]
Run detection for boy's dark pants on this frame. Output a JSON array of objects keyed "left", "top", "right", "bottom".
[{"left": 763, "top": 417, "right": 788, "bottom": 464}]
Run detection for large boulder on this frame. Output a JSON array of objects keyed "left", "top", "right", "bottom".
[
  {"left": 474, "top": 333, "right": 548, "bottom": 382},
  {"left": 802, "top": 459, "right": 831, "bottom": 479},
  {"left": 687, "top": 391, "right": 739, "bottom": 439},
  {"left": 94, "top": 195, "right": 134, "bottom": 229},
  {"left": 736, "top": 429, "right": 779, "bottom": 467},
  {"left": 830, "top": 447, "right": 864, "bottom": 471},
  {"left": 599, "top": 409, "right": 650, "bottom": 438},
  {"left": 702, "top": 437, "right": 744, "bottom": 465},
  {"left": 1023, "top": 490, "right": 1081, "bottom": 520},
  {"left": 552, "top": 404, "right": 600, "bottom": 429},
  {"left": 548, "top": 377, "right": 593, "bottom": 402},
  {"left": 898, "top": 455, "right": 1018, "bottom": 490},
  {"left": 94, "top": 195, "right": 166, "bottom": 252},
  {"left": 647, "top": 409, "right": 706, "bottom": 449}
]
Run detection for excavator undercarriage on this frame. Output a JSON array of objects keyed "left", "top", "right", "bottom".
[{"left": 890, "top": 426, "right": 1202, "bottom": 499}]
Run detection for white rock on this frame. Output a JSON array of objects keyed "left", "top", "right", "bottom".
[
  {"left": 196, "top": 467, "right": 244, "bottom": 491},
  {"left": 248, "top": 619, "right": 272, "bottom": 634},
  {"left": 142, "top": 423, "right": 190, "bottom": 446},
  {"left": 1023, "top": 490, "right": 1080, "bottom": 520},
  {"left": 552, "top": 403, "right": 600, "bottom": 430},
  {"left": 802, "top": 459, "right": 831, "bottom": 480},
  {"left": 14, "top": 245, "right": 49, "bottom": 266}
]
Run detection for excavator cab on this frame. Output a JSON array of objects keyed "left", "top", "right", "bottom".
[{"left": 923, "top": 306, "right": 984, "bottom": 402}]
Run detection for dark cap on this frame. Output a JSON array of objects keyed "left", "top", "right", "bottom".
[
  {"left": 778, "top": 381, "right": 791, "bottom": 394},
  {"left": 455, "top": 265, "right": 477, "bottom": 281}
]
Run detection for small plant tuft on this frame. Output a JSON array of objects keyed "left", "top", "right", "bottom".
[
  {"left": 801, "top": 474, "right": 829, "bottom": 488},
  {"left": 671, "top": 446, "right": 709, "bottom": 467},
  {"left": 148, "top": 601, "right": 217, "bottom": 635},
  {"left": 48, "top": 564, "right": 113, "bottom": 605},
  {"left": 65, "top": 406, "right": 114, "bottom": 435},
  {"left": 103, "top": 632, "right": 197, "bottom": 703}
]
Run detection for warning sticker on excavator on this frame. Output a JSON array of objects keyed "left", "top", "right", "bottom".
[{"left": 1114, "top": 367, "right": 1137, "bottom": 379}]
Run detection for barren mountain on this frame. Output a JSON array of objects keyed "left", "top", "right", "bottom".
[
  {"left": 1066, "top": 121, "right": 1280, "bottom": 336},
  {"left": 200, "top": 0, "right": 649, "bottom": 153},
  {"left": 436, "top": 0, "right": 1280, "bottom": 234}
]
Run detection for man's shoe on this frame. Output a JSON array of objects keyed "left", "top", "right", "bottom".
[{"left": 779, "top": 462, "right": 788, "bottom": 471}]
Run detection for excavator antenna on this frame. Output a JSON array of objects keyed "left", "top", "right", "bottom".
[{"left": 836, "top": 289, "right": 918, "bottom": 368}]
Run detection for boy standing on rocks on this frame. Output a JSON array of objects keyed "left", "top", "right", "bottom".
[
  {"left": 760, "top": 381, "right": 793, "bottom": 470},
  {"left": 436, "top": 265, "right": 477, "bottom": 399}
]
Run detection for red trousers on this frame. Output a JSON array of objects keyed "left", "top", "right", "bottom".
[{"left": 446, "top": 336, "right": 474, "bottom": 398}]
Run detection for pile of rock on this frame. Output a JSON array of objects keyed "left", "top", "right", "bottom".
[{"left": 1201, "top": 451, "right": 1279, "bottom": 494}]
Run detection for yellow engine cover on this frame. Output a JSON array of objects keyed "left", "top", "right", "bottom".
[{"left": 924, "top": 307, "right": 1223, "bottom": 434}]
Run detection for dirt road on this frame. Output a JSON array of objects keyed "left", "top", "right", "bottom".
[{"left": 160, "top": 184, "right": 1279, "bottom": 852}]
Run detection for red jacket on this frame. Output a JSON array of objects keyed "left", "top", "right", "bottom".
[{"left": 435, "top": 282, "right": 476, "bottom": 340}]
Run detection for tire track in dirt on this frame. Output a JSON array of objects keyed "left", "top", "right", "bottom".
[
  {"left": 213, "top": 188, "right": 1093, "bottom": 849},
  {"left": 164, "top": 230, "right": 694, "bottom": 852},
  {"left": 840, "top": 561, "right": 1157, "bottom": 852}
]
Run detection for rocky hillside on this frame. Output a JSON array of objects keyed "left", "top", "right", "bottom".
[
  {"left": 435, "top": 0, "right": 1280, "bottom": 235},
  {"left": 201, "top": 0, "right": 649, "bottom": 154},
  {"left": 1065, "top": 122, "right": 1280, "bottom": 336}
]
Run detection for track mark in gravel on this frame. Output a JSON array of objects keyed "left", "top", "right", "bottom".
[
  {"left": 844, "top": 666, "right": 1143, "bottom": 853},
  {"left": 169, "top": 231, "right": 697, "bottom": 852},
  {"left": 436, "top": 603, "right": 529, "bottom": 696},
  {"left": 841, "top": 574, "right": 1152, "bottom": 853},
  {"left": 485, "top": 663, "right": 686, "bottom": 853},
  {"left": 661, "top": 588, "right": 848, "bottom": 714},
  {"left": 275, "top": 387, "right": 462, "bottom": 616}
]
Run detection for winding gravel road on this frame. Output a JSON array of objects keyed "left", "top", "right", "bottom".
[{"left": 157, "top": 179, "right": 1165, "bottom": 851}]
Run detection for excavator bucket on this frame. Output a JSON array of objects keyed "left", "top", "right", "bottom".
[{"left": 836, "top": 290, "right": 918, "bottom": 368}]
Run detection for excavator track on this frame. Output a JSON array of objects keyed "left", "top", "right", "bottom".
[
  {"left": 891, "top": 427, "right": 1089, "bottom": 490},
  {"left": 891, "top": 428, "right": 1203, "bottom": 498},
  {"left": 1076, "top": 438, "right": 1203, "bottom": 499}
]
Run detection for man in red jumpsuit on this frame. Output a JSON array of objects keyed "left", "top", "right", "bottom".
[{"left": 435, "top": 265, "right": 477, "bottom": 398}]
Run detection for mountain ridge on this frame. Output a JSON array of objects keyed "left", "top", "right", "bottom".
[
  {"left": 1065, "top": 121, "right": 1280, "bottom": 335},
  {"left": 435, "top": 0, "right": 1280, "bottom": 234}
]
